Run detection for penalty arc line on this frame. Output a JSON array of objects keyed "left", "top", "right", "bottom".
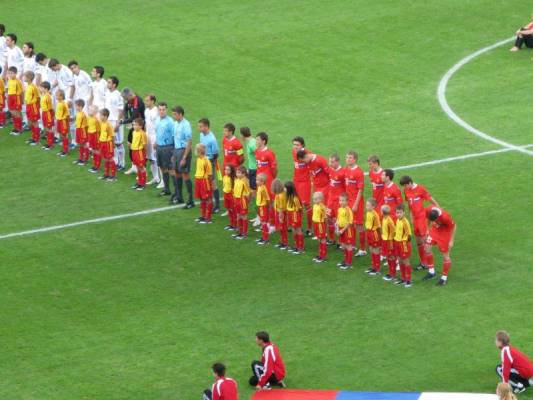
[
  {"left": 437, "top": 36, "right": 533, "bottom": 156},
  {"left": 0, "top": 144, "right": 531, "bottom": 242}
]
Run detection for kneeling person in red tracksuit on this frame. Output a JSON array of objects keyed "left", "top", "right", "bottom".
[
  {"left": 203, "top": 363, "right": 238, "bottom": 400},
  {"left": 250, "top": 331, "right": 286, "bottom": 390},
  {"left": 495, "top": 331, "right": 533, "bottom": 394}
]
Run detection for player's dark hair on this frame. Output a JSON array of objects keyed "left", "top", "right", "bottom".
[
  {"left": 496, "top": 331, "right": 510, "bottom": 346},
  {"left": 158, "top": 102, "right": 168, "bottom": 108},
  {"left": 40, "top": 81, "right": 51, "bottom": 90},
  {"left": 292, "top": 136, "right": 305, "bottom": 146},
  {"left": 0, "top": 24, "right": 5, "bottom": 35},
  {"left": 8, "top": 66, "right": 17, "bottom": 73},
  {"left": 367, "top": 198, "right": 377, "bottom": 207},
  {"left": 212, "top": 363, "right": 226, "bottom": 377},
  {"left": 224, "top": 122, "right": 235, "bottom": 133},
  {"left": 381, "top": 204, "right": 391, "bottom": 216},
  {"left": 100, "top": 108, "right": 110, "bottom": 118},
  {"left": 35, "top": 52, "right": 47, "bottom": 63},
  {"left": 271, "top": 178, "right": 284, "bottom": 195},
  {"left": 339, "top": 192, "right": 348, "bottom": 201},
  {"left": 255, "top": 331, "right": 270, "bottom": 343},
  {"left": 173, "top": 105, "right": 184, "bottom": 115},
  {"left": 225, "top": 164, "right": 236, "bottom": 184},
  {"left": 145, "top": 93, "right": 156, "bottom": 103},
  {"left": 428, "top": 209, "right": 440, "bottom": 222},
  {"left": 67, "top": 60, "right": 79, "bottom": 68},
  {"left": 24, "top": 42, "right": 34, "bottom": 56},
  {"left": 296, "top": 149, "right": 307, "bottom": 161},
  {"left": 396, "top": 204, "right": 404, "bottom": 212},
  {"left": 133, "top": 117, "right": 144, "bottom": 127},
  {"left": 24, "top": 71, "right": 35, "bottom": 81},
  {"left": 240, "top": 126, "right": 251, "bottom": 137},
  {"left": 93, "top": 65, "right": 104, "bottom": 78},
  {"left": 367, "top": 154, "right": 380, "bottom": 165},
  {"left": 0, "top": 66, "right": 2, "bottom": 75},
  {"left": 329, "top": 153, "right": 340, "bottom": 162},
  {"left": 108, "top": 76, "right": 119, "bottom": 87},
  {"left": 346, "top": 150, "right": 358, "bottom": 160},
  {"left": 256, "top": 131, "right": 268, "bottom": 144},
  {"left": 399, "top": 175, "right": 413, "bottom": 186},
  {"left": 75, "top": 99, "right": 85, "bottom": 108},
  {"left": 56, "top": 89, "right": 65, "bottom": 99},
  {"left": 6, "top": 33, "right": 17, "bottom": 43},
  {"left": 384, "top": 169, "right": 395, "bottom": 181},
  {"left": 285, "top": 181, "right": 299, "bottom": 207},
  {"left": 48, "top": 58, "right": 60, "bottom": 68},
  {"left": 198, "top": 118, "right": 210, "bottom": 128}
]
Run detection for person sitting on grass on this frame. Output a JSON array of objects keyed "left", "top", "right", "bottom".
[
  {"left": 511, "top": 15, "right": 533, "bottom": 51},
  {"left": 202, "top": 363, "right": 238, "bottom": 400},
  {"left": 250, "top": 331, "right": 286, "bottom": 390},
  {"left": 495, "top": 330, "right": 533, "bottom": 394}
]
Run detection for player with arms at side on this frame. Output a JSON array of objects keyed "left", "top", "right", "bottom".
[
  {"left": 23, "top": 71, "right": 40, "bottom": 145},
  {"left": 194, "top": 143, "right": 214, "bottom": 224},
  {"left": 380, "top": 205, "right": 397, "bottom": 282},
  {"left": 292, "top": 137, "right": 313, "bottom": 236},
  {"left": 399, "top": 175, "right": 439, "bottom": 270},
  {"left": 98, "top": 108, "right": 117, "bottom": 182},
  {"left": 130, "top": 118, "right": 147, "bottom": 191},
  {"left": 423, "top": 206, "right": 457, "bottom": 286},
  {"left": 382, "top": 169, "right": 403, "bottom": 220},
  {"left": 312, "top": 191, "right": 328, "bottom": 263},
  {"left": 272, "top": 179, "right": 289, "bottom": 250},
  {"left": 55, "top": 90, "right": 70, "bottom": 157},
  {"left": 394, "top": 204, "right": 413, "bottom": 287},
  {"left": 72, "top": 99, "right": 89, "bottom": 165},
  {"left": 231, "top": 165, "right": 251, "bottom": 239},
  {"left": 345, "top": 150, "right": 366, "bottom": 256},
  {"left": 39, "top": 81, "right": 54, "bottom": 150},
  {"left": 336, "top": 193, "right": 355, "bottom": 270},
  {"left": 326, "top": 153, "right": 345, "bottom": 246},
  {"left": 367, "top": 155, "right": 384, "bottom": 211},
  {"left": 364, "top": 198, "right": 381, "bottom": 275},
  {"left": 6, "top": 66, "right": 23, "bottom": 135}
]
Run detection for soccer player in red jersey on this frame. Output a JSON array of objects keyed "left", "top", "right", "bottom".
[
  {"left": 297, "top": 150, "right": 330, "bottom": 201},
  {"left": 336, "top": 193, "right": 355, "bottom": 270},
  {"left": 399, "top": 175, "right": 440, "bottom": 270},
  {"left": 254, "top": 132, "right": 277, "bottom": 197},
  {"left": 326, "top": 153, "right": 345, "bottom": 244},
  {"left": 222, "top": 122, "right": 244, "bottom": 169},
  {"left": 367, "top": 155, "right": 384, "bottom": 210},
  {"left": 364, "top": 198, "right": 382, "bottom": 275},
  {"left": 203, "top": 363, "right": 238, "bottom": 400},
  {"left": 250, "top": 331, "right": 286, "bottom": 390},
  {"left": 292, "top": 136, "right": 313, "bottom": 235},
  {"left": 423, "top": 206, "right": 457, "bottom": 286},
  {"left": 394, "top": 205, "right": 413, "bottom": 288},
  {"left": 382, "top": 169, "right": 403, "bottom": 220},
  {"left": 7, "top": 66, "right": 23, "bottom": 135},
  {"left": 495, "top": 331, "right": 533, "bottom": 394},
  {"left": 344, "top": 151, "right": 366, "bottom": 256}
]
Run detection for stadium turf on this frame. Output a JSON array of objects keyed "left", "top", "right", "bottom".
[{"left": 1, "top": 1, "right": 532, "bottom": 399}]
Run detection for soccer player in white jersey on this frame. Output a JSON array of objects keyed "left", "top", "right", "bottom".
[
  {"left": 104, "top": 76, "right": 125, "bottom": 170},
  {"left": 21, "top": 42, "right": 36, "bottom": 130},
  {"left": 144, "top": 93, "right": 161, "bottom": 185},
  {"left": 89, "top": 66, "right": 106, "bottom": 110},
  {"left": 0, "top": 25, "right": 6, "bottom": 79},
  {"left": 5, "top": 33, "right": 24, "bottom": 79},
  {"left": 34, "top": 53, "right": 50, "bottom": 87},
  {"left": 68, "top": 60, "right": 91, "bottom": 112}
]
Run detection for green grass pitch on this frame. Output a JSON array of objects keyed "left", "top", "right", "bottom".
[{"left": 1, "top": 1, "right": 532, "bottom": 399}]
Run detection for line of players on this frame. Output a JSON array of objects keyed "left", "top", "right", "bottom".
[{"left": 193, "top": 133, "right": 457, "bottom": 287}]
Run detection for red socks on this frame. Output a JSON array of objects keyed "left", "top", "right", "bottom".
[
  {"left": 13, "top": 116, "right": 22, "bottom": 131},
  {"left": 31, "top": 126, "right": 40, "bottom": 142},
  {"left": 104, "top": 160, "right": 116, "bottom": 177},
  {"left": 293, "top": 232, "right": 304, "bottom": 250},
  {"left": 328, "top": 224, "right": 335, "bottom": 242},
  {"left": 400, "top": 264, "right": 406, "bottom": 280},
  {"left": 344, "top": 248, "right": 353, "bottom": 265},
  {"left": 280, "top": 224, "right": 288, "bottom": 246},
  {"left": 261, "top": 223, "right": 269, "bottom": 241},
  {"left": 229, "top": 209, "right": 237, "bottom": 228},
  {"left": 417, "top": 243, "right": 426, "bottom": 265},
  {"left": 205, "top": 202, "right": 213, "bottom": 221},
  {"left": 405, "top": 264, "right": 412, "bottom": 282},
  {"left": 443, "top": 260, "right": 451, "bottom": 276},
  {"left": 137, "top": 169, "right": 146, "bottom": 186},
  {"left": 387, "top": 259, "right": 396, "bottom": 277},
  {"left": 240, "top": 218, "right": 249, "bottom": 236},
  {"left": 318, "top": 241, "right": 328, "bottom": 259},
  {"left": 371, "top": 253, "right": 380, "bottom": 271},
  {"left": 93, "top": 152, "right": 101, "bottom": 169},
  {"left": 359, "top": 231, "right": 366, "bottom": 250},
  {"left": 61, "top": 136, "right": 69, "bottom": 153},
  {"left": 0, "top": 111, "right": 5, "bottom": 125}
]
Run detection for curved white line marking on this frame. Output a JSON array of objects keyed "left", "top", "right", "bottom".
[{"left": 438, "top": 37, "right": 533, "bottom": 156}]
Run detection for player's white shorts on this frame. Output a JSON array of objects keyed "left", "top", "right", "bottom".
[
  {"left": 146, "top": 133, "right": 156, "bottom": 160},
  {"left": 109, "top": 120, "right": 124, "bottom": 144}
]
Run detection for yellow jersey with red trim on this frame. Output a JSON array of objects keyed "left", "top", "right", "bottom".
[
  {"left": 75, "top": 111, "right": 88, "bottom": 129},
  {"left": 336, "top": 206, "right": 353, "bottom": 229},
  {"left": 233, "top": 177, "right": 250, "bottom": 199},
  {"left": 195, "top": 156, "right": 212, "bottom": 179},
  {"left": 256, "top": 184, "right": 270, "bottom": 207},
  {"left": 40, "top": 93, "right": 53, "bottom": 112},
  {"left": 24, "top": 83, "right": 39, "bottom": 105},
  {"left": 55, "top": 101, "right": 69, "bottom": 121},
  {"left": 99, "top": 121, "right": 115, "bottom": 142},
  {"left": 365, "top": 209, "right": 380, "bottom": 231},
  {"left": 131, "top": 129, "right": 147, "bottom": 151},
  {"left": 394, "top": 216, "right": 412, "bottom": 242},
  {"left": 274, "top": 192, "right": 287, "bottom": 212},
  {"left": 87, "top": 116, "right": 100, "bottom": 133},
  {"left": 381, "top": 215, "right": 396, "bottom": 241},
  {"left": 312, "top": 203, "right": 327, "bottom": 223},
  {"left": 7, "top": 78, "right": 23, "bottom": 95},
  {"left": 286, "top": 196, "right": 302, "bottom": 212}
]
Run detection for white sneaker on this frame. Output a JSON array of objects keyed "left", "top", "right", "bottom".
[
  {"left": 268, "top": 224, "right": 276, "bottom": 234},
  {"left": 124, "top": 166, "right": 137, "bottom": 175},
  {"left": 146, "top": 178, "right": 160, "bottom": 186},
  {"left": 221, "top": 211, "right": 229, "bottom": 217},
  {"left": 355, "top": 249, "right": 367, "bottom": 257},
  {"left": 252, "top": 216, "right": 261, "bottom": 227},
  {"left": 156, "top": 181, "right": 165, "bottom": 189}
]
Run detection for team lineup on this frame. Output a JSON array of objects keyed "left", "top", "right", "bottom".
[{"left": 0, "top": 27, "right": 457, "bottom": 287}]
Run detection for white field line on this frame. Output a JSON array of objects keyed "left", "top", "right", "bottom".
[
  {"left": 1, "top": 144, "right": 531, "bottom": 241},
  {"left": 437, "top": 36, "right": 533, "bottom": 156}
]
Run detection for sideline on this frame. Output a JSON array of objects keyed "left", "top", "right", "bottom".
[
  {"left": 437, "top": 37, "right": 533, "bottom": 156},
  {"left": 1, "top": 145, "right": 531, "bottom": 241}
]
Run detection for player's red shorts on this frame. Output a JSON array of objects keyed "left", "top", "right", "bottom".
[
  {"left": 26, "top": 103, "right": 40, "bottom": 121},
  {"left": 295, "top": 181, "right": 311, "bottom": 205},
  {"left": 194, "top": 178, "right": 212, "bottom": 200},
  {"left": 75, "top": 128, "right": 88, "bottom": 144},
  {"left": 0, "top": 93, "right": 4, "bottom": 108},
  {"left": 395, "top": 241, "right": 411, "bottom": 259},
  {"left": 87, "top": 132, "right": 98, "bottom": 149},
  {"left": 366, "top": 230, "right": 381, "bottom": 247},
  {"left": 349, "top": 195, "right": 365, "bottom": 225},
  {"left": 56, "top": 119, "right": 69, "bottom": 135},
  {"left": 313, "top": 221, "right": 326, "bottom": 240},
  {"left": 381, "top": 239, "right": 395, "bottom": 257},
  {"left": 7, "top": 94, "right": 22, "bottom": 111},
  {"left": 427, "top": 229, "right": 452, "bottom": 253},
  {"left": 412, "top": 216, "right": 428, "bottom": 237},
  {"left": 223, "top": 192, "right": 233, "bottom": 210},
  {"left": 101, "top": 141, "right": 114, "bottom": 159},
  {"left": 132, "top": 149, "right": 146, "bottom": 168},
  {"left": 339, "top": 225, "right": 356, "bottom": 246},
  {"left": 326, "top": 196, "right": 339, "bottom": 219},
  {"left": 42, "top": 110, "right": 54, "bottom": 129},
  {"left": 258, "top": 205, "right": 269, "bottom": 223},
  {"left": 234, "top": 197, "right": 249, "bottom": 215},
  {"left": 274, "top": 210, "right": 287, "bottom": 230},
  {"left": 288, "top": 210, "right": 302, "bottom": 228},
  {"left": 314, "top": 184, "right": 329, "bottom": 203}
]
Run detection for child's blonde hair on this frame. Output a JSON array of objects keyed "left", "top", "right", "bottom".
[
  {"left": 313, "top": 191, "right": 324, "bottom": 203},
  {"left": 496, "top": 383, "right": 517, "bottom": 400},
  {"left": 56, "top": 89, "right": 65, "bottom": 100},
  {"left": 367, "top": 198, "right": 377, "bottom": 207},
  {"left": 88, "top": 105, "right": 98, "bottom": 116},
  {"left": 256, "top": 172, "right": 267, "bottom": 184},
  {"left": 381, "top": 204, "right": 390, "bottom": 216},
  {"left": 24, "top": 70, "right": 35, "bottom": 81},
  {"left": 195, "top": 143, "right": 206, "bottom": 155}
]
